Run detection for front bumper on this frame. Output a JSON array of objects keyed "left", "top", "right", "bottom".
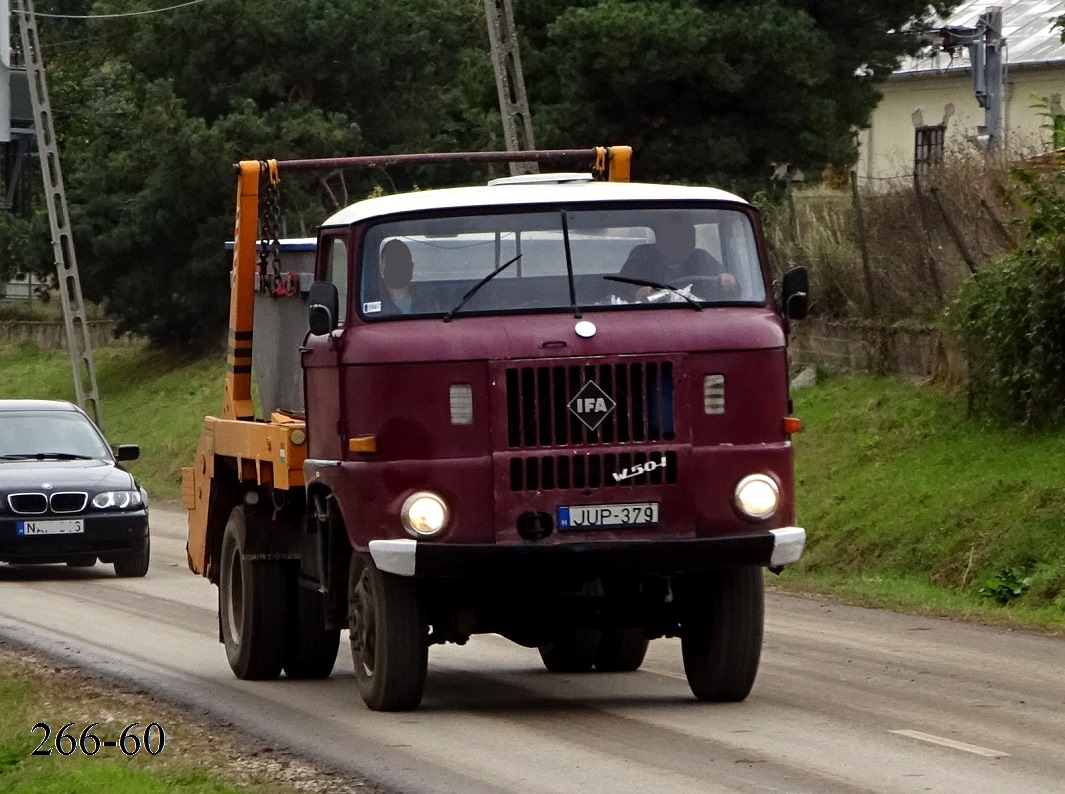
[
  {"left": 0, "top": 511, "right": 149, "bottom": 564},
  {"left": 369, "top": 526, "right": 805, "bottom": 578}
]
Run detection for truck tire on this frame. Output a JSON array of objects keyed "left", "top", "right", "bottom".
[
  {"left": 680, "top": 567, "right": 764, "bottom": 702},
  {"left": 348, "top": 554, "right": 427, "bottom": 711},
  {"left": 538, "top": 629, "right": 601, "bottom": 673},
  {"left": 594, "top": 629, "right": 649, "bottom": 672},
  {"left": 219, "top": 506, "right": 289, "bottom": 680},
  {"left": 283, "top": 578, "right": 340, "bottom": 679},
  {"left": 113, "top": 535, "right": 150, "bottom": 578}
]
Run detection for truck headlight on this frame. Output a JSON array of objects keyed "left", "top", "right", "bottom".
[
  {"left": 734, "top": 474, "right": 779, "bottom": 520},
  {"left": 401, "top": 491, "right": 449, "bottom": 537}
]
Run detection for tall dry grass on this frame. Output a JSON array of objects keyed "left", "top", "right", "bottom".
[{"left": 763, "top": 151, "right": 1022, "bottom": 324}]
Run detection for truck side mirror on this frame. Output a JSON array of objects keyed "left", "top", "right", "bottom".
[
  {"left": 781, "top": 267, "right": 809, "bottom": 320},
  {"left": 308, "top": 281, "right": 340, "bottom": 335}
]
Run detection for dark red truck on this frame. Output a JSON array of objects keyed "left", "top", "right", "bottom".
[{"left": 184, "top": 147, "right": 809, "bottom": 711}]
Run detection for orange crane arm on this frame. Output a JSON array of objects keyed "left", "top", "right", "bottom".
[{"left": 222, "top": 160, "right": 274, "bottom": 421}]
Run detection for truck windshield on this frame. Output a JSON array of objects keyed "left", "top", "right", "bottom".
[{"left": 358, "top": 206, "right": 765, "bottom": 319}]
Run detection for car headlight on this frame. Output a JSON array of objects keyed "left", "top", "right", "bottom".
[
  {"left": 401, "top": 491, "right": 449, "bottom": 537},
  {"left": 92, "top": 490, "right": 143, "bottom": 510},
  {"left": 734, "top": 474, "right": 779, "bottom": 520}
]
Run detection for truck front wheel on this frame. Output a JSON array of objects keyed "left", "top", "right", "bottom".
[
  {"left": 680, "top": 567, "right": 764, "bottom": 702},
  {"left": 348, "top": 554, "right": 427, "bottom": 711},
  {"left": 219, "top": 506, "right": 289, "bottom": 680}
]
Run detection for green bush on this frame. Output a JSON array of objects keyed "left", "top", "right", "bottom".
[
  {"left": 948, "top": 167, "right": 1065, "bottom": 427},
  {"left": 979, "top": 566, "right": 1032, "bottom": 605}
]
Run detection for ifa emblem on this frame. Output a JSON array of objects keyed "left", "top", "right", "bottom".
[{"left": 567, "top": 381, "right": 616, "bottom": 431}]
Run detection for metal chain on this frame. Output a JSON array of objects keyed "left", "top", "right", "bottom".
[{"left": 258, "top": 160, "right": 283, "bottom": 294}]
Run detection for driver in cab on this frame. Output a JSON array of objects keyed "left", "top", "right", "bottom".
[{"left": 619, "top": 218, "right": 738, "bottom": 302}]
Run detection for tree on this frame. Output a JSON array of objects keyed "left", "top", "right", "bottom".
[
  {"left": 519, "top": 0, "right": 960, "bottom": 191},
  {"left": 5, "top": 0, "right": 959, "bottom": 343},
  {"left": 11, "top": 0, "right": 494, "bottom": 344}
]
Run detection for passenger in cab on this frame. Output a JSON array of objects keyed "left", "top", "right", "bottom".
[{"left": 378, "top": 239, "right": 421, "bottom": 314}]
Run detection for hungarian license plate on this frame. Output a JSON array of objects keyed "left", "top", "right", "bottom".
[
  {"left": 17, "top": 519, "right": 84, "bottom": 536},
  {"left": 558, "top": 502, "right": 659, "bottom": 529}
]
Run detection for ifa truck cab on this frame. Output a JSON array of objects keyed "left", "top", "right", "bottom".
[{"left": 184, "top": 148, "right": 808, "bottom": 711}]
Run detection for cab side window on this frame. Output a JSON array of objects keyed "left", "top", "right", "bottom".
[{"left": 322, "top": 236, "right": 349, "bottom": 323}]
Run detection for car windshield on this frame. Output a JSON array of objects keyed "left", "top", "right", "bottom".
[
  {"left": 358, "top": 205, "right": 766, "bottom": 319},
  {"left": 0, "top": 410, "right": 111, "bottom": 460}
]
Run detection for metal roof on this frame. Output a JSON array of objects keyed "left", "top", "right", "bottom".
[
  {"left": 321, "top": 178, "right": 747, "bottom": 228},
  {"left": 897, "top": 0, "right": 1065, "bottom": 76}
]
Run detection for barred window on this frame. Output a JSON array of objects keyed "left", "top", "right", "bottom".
[{"left": 914, "top": 124, "right": 946, "bottom": 176}]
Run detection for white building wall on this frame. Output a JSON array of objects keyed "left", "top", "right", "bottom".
[{"left": 856, "top": 65, "right": 1065, "bottom": 186}]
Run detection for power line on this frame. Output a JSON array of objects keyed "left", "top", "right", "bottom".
[{"left": 18, "top": 0, "right": 213, "bottom": 19}]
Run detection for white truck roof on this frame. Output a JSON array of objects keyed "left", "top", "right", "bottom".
[{"left": 321, "top": 176, "right": 748, "bottom": 228}]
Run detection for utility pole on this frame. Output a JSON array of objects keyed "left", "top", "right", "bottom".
[
  {"left": 14, "top": 0, "right": 101, "bottom": 425},
  {"left": 940, "top": 6, "right": 1004, "bottom": 152},
  {"left": 483, "top": 0, "right": 537, "bottom": 176},
  {"left": 1, "top": 0, "right": 10, "bottom": 143}
]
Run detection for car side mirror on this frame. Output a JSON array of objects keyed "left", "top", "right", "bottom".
[
  {"left": 308, "top": 281, "right": 340, "bottom": 336},
  {"left": 781, "top": 266, "right": 809, "bottom": 320},
  {"left": 115, "top": 445, "right": 140, "bottom": 462}
]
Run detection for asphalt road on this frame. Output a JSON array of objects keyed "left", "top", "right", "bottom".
[{"left": 1, "top": 504, "right": 1063, "bottom": 793}]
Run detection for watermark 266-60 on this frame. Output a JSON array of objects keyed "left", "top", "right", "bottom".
[{"left": 31, "top": 721, "right": 166, "bottom": 756}]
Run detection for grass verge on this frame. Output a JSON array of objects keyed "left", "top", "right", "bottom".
[
  {"left": 786, "top": 372, "right": 1065, "bottom": 632},
  {"left": 0, "top": 343, "right": 223, "bottom": 500},
  {"left": 0, "top": 645, "right": 371, "bottom": 793}
]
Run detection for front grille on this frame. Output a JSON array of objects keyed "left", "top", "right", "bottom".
[
  {"left": 505, "top": 360, "right": 675, "bottom": 448},
  {"left": 50, "top": 492, "right": 88, "bottom": 513},
  {"left": 8, "top": 493, "right": 47, "bottom": 515},
  {"left": 510, "top": 451, "right": 679, "bottom": 491}
]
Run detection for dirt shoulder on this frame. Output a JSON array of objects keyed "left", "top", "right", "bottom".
[{"left": 0, "top": 638, "right": 391, "bottom": 793}]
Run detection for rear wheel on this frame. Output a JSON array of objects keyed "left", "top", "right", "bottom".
[
  {"left": 594, "top": 629, "right": 649, "bottom": 672},
  {"left": 113, "top": 535, "right": 150, "bottom": 578},
  {"left": 680, "top": 567, "right": 764, "bottom": 702},
  {"left": 219, "top": 507, "right": 288, "bottom": 680},
  {"left": 538, "top": 629, "right": 601, "bottom": 673},
  {"left": 348, "top": 554, "right": 427, "bottom": 711},
  {"left": 283, "top": 577, "right": 340, "bottom": 679}
]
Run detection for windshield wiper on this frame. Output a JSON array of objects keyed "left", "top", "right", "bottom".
[
  {"left": 602, "top": 275, "right": 704, "bottom": 311},
  {"left": 442, "top": 253, "right": 523, "bottom": 322},
  {"left": 560, "top": 210, "right": 581, "bottom": 319},
  {"left": 0, "top": 452, "right": 95, "bottom": 460}
]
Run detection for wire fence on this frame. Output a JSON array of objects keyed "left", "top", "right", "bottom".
[{"left": 764, "top": 152, "right": 1020, "bottom": 324}]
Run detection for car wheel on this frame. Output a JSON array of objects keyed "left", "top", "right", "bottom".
[
  {"left": 538, "top": 629, "right": 601, "bottom": 673},
  {"left": 348, "top": 553, "right": 427, "bottom": 711},
  {"left": 113, "top": 535, "right": 150, "bottom": 578},
  {"left": 219, "top": 507, "right": 288, "bottom": 680},
  {"left": 66, "top": 555, "right": 96, "bottom": 568},
  {"left": 283, "top": 574, "right": 341, "bottom": 680},
  {"left": 594, "top": 629, "right": 649, "bottom": 672},
  {"left": 680, "top": 567, "right": 764, "bottom": 702}
]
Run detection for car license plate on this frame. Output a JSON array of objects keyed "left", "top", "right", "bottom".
[
  {"left": 558, "top": 502, "right": 659, "bottom": 529},
  {"left": 17, "top": 519, "right": 84, "bottom": 536}
]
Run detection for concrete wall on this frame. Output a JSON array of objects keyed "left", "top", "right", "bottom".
[
  {"left": 789, "top": 319, "right": 965, "bottom": 381},
  {"left": 1, "top": 317, "right": 956, "bottom": 382},
  {"left": 857, "top": 64, "right": 1065, "bottom": 184},
  {"left": 0, "top": 321, "right": 140, "bottom": 350}
]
